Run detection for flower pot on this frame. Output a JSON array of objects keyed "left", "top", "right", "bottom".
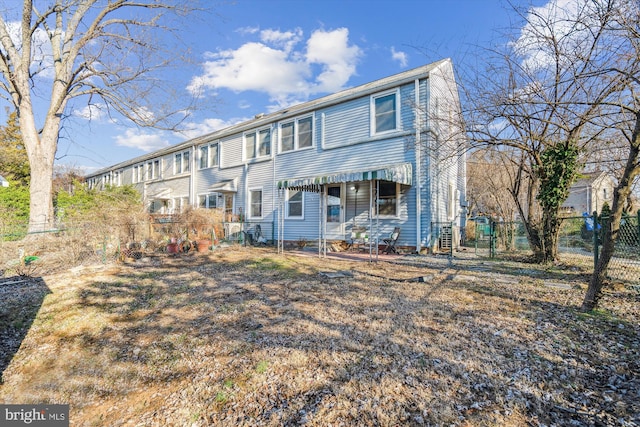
[
  {"left": 166, "top": 242, "right": 180, "bottom": 254},
  {"left": 196, "top": 239, "right": 211, "bottom": 252}
]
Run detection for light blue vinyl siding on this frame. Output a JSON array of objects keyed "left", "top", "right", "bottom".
[
  {"left": 85, "top": 59, "right": 466, "bottom": 251},
  {"left": 323, "top": 98, "right": 369, "bottom": 149},
  {"left": 221, "top": 135, "right": 243, "bottom": 167}
]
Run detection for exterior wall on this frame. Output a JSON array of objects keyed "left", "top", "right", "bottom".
[
  {"left": 84, "top": 59, "right": 467, "bottom": 251},
  {"left": 422, "top": 60, "right": 466, "bottom": 249},
  {"left": 563, "top": 173, "right": 616, "bottom": 214}
]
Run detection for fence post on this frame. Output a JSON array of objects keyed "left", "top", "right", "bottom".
[
  {"left": 489, "top": 218, "right": 496, "bottom": 258},
  {"left": 637, "top": 209, "right": 640, "bottom": 246},
  {"left": 592, "top": 211, "right": 599, "bottom": 269}
]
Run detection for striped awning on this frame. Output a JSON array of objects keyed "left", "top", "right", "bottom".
[{"left": 277, "top": 163, "right": 413, "bottom": 192}]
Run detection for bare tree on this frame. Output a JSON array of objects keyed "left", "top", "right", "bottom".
[
  {"left": 461, "top": 0, "right": 623, "bottom": 263},
  {"left": 579, "top": 1, "right": 640, "bottom": 311},
  {"left": 0, "top": 0, "right": 200, "bottom": 232},
  {"left": 467, "top": 148, "right": 522, "bottom": 222}
]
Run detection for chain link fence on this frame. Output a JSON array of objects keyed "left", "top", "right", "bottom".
[{"left": 464, "top": 213, "right": 640, "bottom": 285}]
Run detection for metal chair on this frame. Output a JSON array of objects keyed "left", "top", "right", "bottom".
[{"left": 382, "top": 227, "right": 401, "bottom": 254}]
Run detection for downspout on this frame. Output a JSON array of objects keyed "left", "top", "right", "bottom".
[
  {"left": 190, "top": 144, "right": 196, "bottom": 207},
  {"left": 414, "top": 79, "right": 422, "bottom": 254},
  {"left": 272, "top": 124, "right": 277, "bottom": 246}
]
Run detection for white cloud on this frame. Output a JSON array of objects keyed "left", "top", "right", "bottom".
[
  {"left": 114, "top": 129, "right": 169, "bottom": 152},
  {"left": 73, "top": 103, "right": 107, "bottom": 121},
  {"left": 306, "top": 28, "right": 362, "bottom": 93},
  {"left": 513, "top": 0, "right": 596, "bottom": 72},
  {"left": 188, "top": 27, "right": 362, "bottom": 109},
  {"left": 391, "top": 47, "right": 408, "bottom": 67},
  {"left": 6, "top": 21, "right": 55, "bottom": 79}
]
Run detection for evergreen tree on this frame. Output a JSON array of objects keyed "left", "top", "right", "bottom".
[{"left": 0, "top": 110, "right": 30, "bottom": 185}]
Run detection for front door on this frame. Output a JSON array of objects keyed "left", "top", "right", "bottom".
[{"left": 326, "top": 184, "right": 344, "bottom": 239}]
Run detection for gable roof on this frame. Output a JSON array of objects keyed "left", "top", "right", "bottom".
[{"left": 86, "top": 58, "right": 452, "bottom": 178}]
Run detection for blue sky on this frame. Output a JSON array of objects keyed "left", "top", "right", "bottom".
[{"left": 44, "top": 0, "right": 544, "bottom": 172}]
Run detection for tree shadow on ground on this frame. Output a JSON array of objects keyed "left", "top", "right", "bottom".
[
  {"left": 3, "top": 250, "right": 638, "bottom": 426},
  {"left": 0, "top": 276, "right": 51, "bottom": 383}
]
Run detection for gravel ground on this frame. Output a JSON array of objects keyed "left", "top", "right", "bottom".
[{"left": 0, "top": 247, "right": 638, "bottom": 426}]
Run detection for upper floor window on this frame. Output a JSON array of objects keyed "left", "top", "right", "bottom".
[
  {"left": 286, "top": 190, "right": 304, "bottom": 218},
  {"left": 174, "top": 151, "right": 190, "bottom": 174},
  {"left": 280, "top": 116, "right": 313, "bottom": 153},
  {"left": 245, "top": 128, "right": 271, "bottom": 160},
  {"left": 199, "top": 142, "right": 219, "bottom": 169},
  {"left": 372, "top": 91, "right": 399, "bottom": 134},
  {"left": 133, "top": 164, "right": 144, "bottom": 183},
  {"left": 145, "top": 160, "right": 161, "bottom": 180}
]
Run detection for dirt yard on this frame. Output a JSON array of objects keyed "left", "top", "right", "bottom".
[{"left": 1, "top": 247, "right": 638, "bottom": 426}]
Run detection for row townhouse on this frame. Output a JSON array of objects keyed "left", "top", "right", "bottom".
[{"left": 85, "top": 58, "right": 467, "bottom": 253}]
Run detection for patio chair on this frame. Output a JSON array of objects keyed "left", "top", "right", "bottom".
[
  {"left": 382, "top": 227, "right": 401, "bottom": 254},
  {"left": 349, "top": 226, "right": 368, "bottom": 251}
]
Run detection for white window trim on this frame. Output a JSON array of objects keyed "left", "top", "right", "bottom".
[
  {"left": 248, "top": 187, "right": 264, "bottom": 219},
  {"left": 279, "top": 115, "right": 314, "bottom": 153},
  {"left": 244, "top": 127, "right": 272, "bottom": 161},
  {"left": 197, "top": 192, "right": 220, "bottom": 209},
  {"left": 376, "top": 181, "right": 401, "bottom": 219},
  {"left": 174, "top": 151, "right": 191, "bottom": 175},
  {"left": 198, "top": 142, "right": 219, "bottom": 170},
  {"left": 370, "top": 89, "right": 401, "bottom": 136},
  {"left": 286, "top": 189, "right": 305, "bottom": 219}
]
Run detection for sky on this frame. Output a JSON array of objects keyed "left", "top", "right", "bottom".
[{"left": 4, "top": 0, "right": 548, "bottom": 173}]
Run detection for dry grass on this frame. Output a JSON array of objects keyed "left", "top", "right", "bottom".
[{"left": 1, "top": 247, "right": 639, "bottom": 426}]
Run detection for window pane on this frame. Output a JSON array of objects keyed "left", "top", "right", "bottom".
[
  {"left": 207, "top": 194, "right": 217, "bottom": 209},
  {"left": 375, "top": 94, "right": 396, "bottom": 133},
  {"left": 377, "top": 181, "right": 397, "bottom": 216},
  {"left": 154, "top": 160, "right": 160, "bottom": 179},
  {"left": 288, "top": 190, "right": 303, "bottom": 217},
  {"left": 199, "top": 145, "right": 208, "bottom": 169},
  {"left": 183, "top": 151, "right": 190, "bottom": 172},
  {"left": 281, "top": 122, "right": 294, "bottom": 152},
  {"left": 251, "top": 190, "right": 262, "bottom": 217},
  {"left": 198, "top": 195, "right": 207, "bottom": 208},
  {"left": 210, "top": 144, "right": 219, "bottom": 166},
  {"left": 245, "top": 133, "right": 256, "bottom": 159},
  {"left": 259, "top": 129, "right": 271, "bottom": 156},
  {"left": 298, "top": 117, "right": 312, "bottom": 148},
  {"left": 175, "top": 153, "right": 182, "bottom": 174}
]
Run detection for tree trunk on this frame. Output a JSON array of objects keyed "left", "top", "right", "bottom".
[
  {"left": 582, "top": 113, "right": 640, "bottom": 311},
  {"left": 19, "top": 105, "right": 59, "bottom": 233}
]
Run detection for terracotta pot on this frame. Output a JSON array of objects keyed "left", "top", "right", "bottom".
[
  {"left": 166, "top": 243, "right": 179, "bottom": 253},
  {"left": 196, "top": 239, "right": 211, "bottom": 252}
]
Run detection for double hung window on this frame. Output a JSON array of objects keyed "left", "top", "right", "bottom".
[
  {"left": 199, "top": 143, "right": 219, "bottom": 169},
  {"left": 249, "top": 189, "right": 263, "bottom": 218},
  {"left": 376, "top": 181, "right": 399, "bottom": 217},
  {"left": 372, "top": 91, "right": 399, "bottom": 135},
  {"left": 287, "top": 190, "right": 303, "bottom": 218},
  {"left": 245, "top": 128, "right": 271, "bottom": 159},
  {"left": 280, "top": 116, "right": 313, "bottom": 152}
]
